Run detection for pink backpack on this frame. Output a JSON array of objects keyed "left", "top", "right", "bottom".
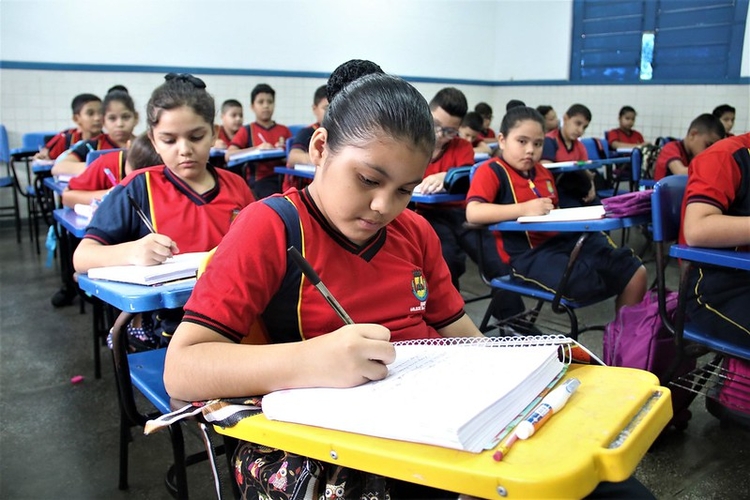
[
  {"left": 707, "top": 356, "right": 750, "bottom": 428},
  {"left": 604, "top": 289, "right": 696, "bottom": 430}
]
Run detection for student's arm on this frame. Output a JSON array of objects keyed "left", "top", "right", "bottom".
[
  {"left": 667, "top": 159, "right": 688, "bottom": 176},
  {"left": 34, "top": 148, "right": 50, "bottom": 160},
  {"left": 73, "top": 235, "right": 179, "bottom": 273},
  {"left": 473, "top": 141, "right": 492, "bottom": 154},
  {"left": 61, "top": 189, "right": 109, "bottom": 208},
  {"left": 414, "top": 172, "right": 448, "bottom": 194},
  {"left": 466, "top": 198, "right": 554, "bottom": 224},
  {"left": 610, "top": 139, "right": 645, "bottom": 150},
  {"left": 213, "top": 138, "right": 227, "bottom": 149},
  {"left": 437, "top": 313, "right": 483, "bottom": 338},
  {"left": 683, "top": 202, "right": 750, "bottom": 248},
  {"left": 164, "top": 321, "right": 396, "bottom": 401},
  {"left": 287, "top": 148, "right": 312, "bottom": 166},
  {"left": 51, "top": 154, "right": 86, "bottom": 176}
]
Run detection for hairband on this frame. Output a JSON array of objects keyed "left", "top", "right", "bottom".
[{"left": 164, "top": 73, "right": 206, "bottom": 89}]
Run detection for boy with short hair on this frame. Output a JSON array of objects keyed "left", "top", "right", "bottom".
[
  {"left": 283, "top": 85, "right": 329, "bottom": 191},
  {"left": 226, "top": 83, "right": 292, "bottom": 199},
  {"left": 458, "top": 111, "right": 491, "bottom": 154},
  {"left": 712, "top": 104, "right": 736, "bottom": 137},
  {"left": 214, "top": 99, "right": 243, "bottom": 148},
  {"left": 654, "top": 113, "right": 725, "bottom": 180},
  {"left": 416, "top": 88, "right": 525, "bottom": 324},
  {"left": 474, "top": 102, "right": 495, "bottom": 141},
  {"left": 542, "top": 103, "right": 596, "bottom": 207},
  {"left": 35, "top": 94, "right": 103, "bottom": 160}
]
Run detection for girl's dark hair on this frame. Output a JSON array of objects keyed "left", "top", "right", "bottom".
[
  {"left": 126, "top": 132, "right": 162, "bottom": 170},
  {"left": 146, "top": 73, "right": 215, "bottom": 130},
  {"left": 500, "top": 106, "right": 545, "bottom": 136},
  {"left": 536, "top": 105, "right": 553, "bottom": 117},
  {"left": 326, "top": 59, "right": 384, "bottom": 103},
  {"left": 103, "top": 90, "right": 136, "bottom": 114},
  {"left": 323, "top": 73, "right": 435, "bottom": 159},
  {"left": 712, "top": 104, "right": 736, "bottom": 117}
]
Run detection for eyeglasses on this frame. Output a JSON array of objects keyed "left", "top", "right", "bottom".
[
  {"left": 165, "top": 73, "right": 207, "bottom": 89},
  {"left": 434, "top": 124, "right": 459, "bottom": 139}
]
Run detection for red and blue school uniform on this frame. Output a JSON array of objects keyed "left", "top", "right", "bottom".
[
  {"left": 478, "top": 127, "right": 496, "bottom": 142},
  {"left": 542, "top": 129, "right": 595, "bottom": 208},
  {"left": 281, "top": 122, "right": 319, "bottom": 191},
  {"left": 67, "top": 134, "right": 122, "bottom": 162},
  {"left": 230, "top": 122, "right": 292, "bottom": 197},
  {"left": 84, "top": 165, "right": 255, "bottom": 252},
  {"left": 679, "top": 133, "right": 750, "bottom": 346},
  {"left": 217, "top": 126, "right": 234, "bottom": 146},
  {"left": 467, "top": 158, "right": 642, "bottom": 302},
  {"left": 68, "top": 150, "right": 127, "bottom": 191},
  {"left": 606, "top": 128, "right": 645, "bottom": 147},
  {"left": 182, "top": 188, "right": 465, "bottom": 344},
  {"left": 654, "top": 140, "right": 689, "bottom": 181},
  {"left": 44, "top": 128, "right": 85, "bottom": 160}
]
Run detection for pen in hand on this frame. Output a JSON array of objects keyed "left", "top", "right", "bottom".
[
  {"left": 287, "top": 246, "right": 354, "bottom": 325},
  {"left": 103, "top": 167, "right": 118, "bottom": 187}
]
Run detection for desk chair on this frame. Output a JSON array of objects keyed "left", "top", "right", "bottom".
[
  {"left": 580, "top": 137, "right": 632, "bottom": 198},
  {"left": 651, "top": 176, "right": 750, "bottom": 425},
  {"left": 0, "top": 125, "right": 22, "bottom": 242},
  {"left": 110, "top": 311, "right": 228, "bottom": 499}
]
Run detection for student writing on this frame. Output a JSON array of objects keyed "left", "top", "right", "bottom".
[
  {"left": 52, "top": 90, "right": 139, "bottom": 177},
  {"left": 466, "top": 106, "right": 647, "bottom": 312}
]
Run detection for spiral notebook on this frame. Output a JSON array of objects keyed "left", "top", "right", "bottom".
[{"left": 261, "top": 336, "right": 572, "bottom": 453}]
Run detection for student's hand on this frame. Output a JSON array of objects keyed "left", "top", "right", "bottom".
[
  {"left": 306, "top": 324, "right": 395, "bottom": 387},
  {"left": 415, "top": 172, "right": 448, "bottom": 194},
  {"left": 213, "top": 139, "right": 227, "bottom": 149},
  {"left": 582, "top": 181, "right": 597, "bottom": 203},
  {"left": 257, "top": 142, "right": 276, "bottom": 150},
  {"left": 131, "top": 233, "right": 180, "bottom": 266},
  {"left": 524, "top": 197, "right": 555, "bottom": 216},
  {"left": 275, "top": 137, "right": 286, "bottom": 148},
  {"left": 34, "top": 148, "right": 50, "bottom": 160}
]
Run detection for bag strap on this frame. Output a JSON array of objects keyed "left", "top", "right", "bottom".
[{"left": 260, "top": 196, "right": 305, "bottom": 342}]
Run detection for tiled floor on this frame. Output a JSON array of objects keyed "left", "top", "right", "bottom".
[{"left": 1, "top": 224, "right": 748, "bottom": 499}]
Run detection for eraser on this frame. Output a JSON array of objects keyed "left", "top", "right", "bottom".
[{"left": 70, "top": 375, "right": 85, "bottom": 384}]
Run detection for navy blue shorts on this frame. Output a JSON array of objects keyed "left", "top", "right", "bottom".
[{"left": 509, "top": 232, "right": 642, "bottom": 303}]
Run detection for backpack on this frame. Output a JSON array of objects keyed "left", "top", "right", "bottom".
[
  {"left": 706, "top": 356, "right": 750, "bottom": 429},
  {"left": 603, "top": 289, "right": 696, "bottom": 430}
]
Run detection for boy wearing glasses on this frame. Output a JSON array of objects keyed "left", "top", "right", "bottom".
[{"left": 415, "top": 88, "right": 525, "bottom": 325}]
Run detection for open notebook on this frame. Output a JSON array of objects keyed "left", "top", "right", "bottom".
[
  {"left": 517, "top": 205, "right": 605, "bottom": 223},
  {"left": 261, "top": 337, "right": 570, "bottom": 453},
  {"left": 87, "top": 251, "right": 209, "bottom": 285}
]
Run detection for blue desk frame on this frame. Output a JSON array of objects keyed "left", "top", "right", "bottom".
[{"left": 78, "top": 274, "right": 196, "bottom": 313}]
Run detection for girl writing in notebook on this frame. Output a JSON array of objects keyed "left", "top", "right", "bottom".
[
  {"left": 73, "top": 73, "right": 254, "bottom": 347},
  {"left": 466, "top": 106, "right": 647, "bottom": 311}
]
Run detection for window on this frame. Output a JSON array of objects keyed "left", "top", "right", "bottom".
[{"left": 570, "top": 0, "right": 749, "bottom": 83}]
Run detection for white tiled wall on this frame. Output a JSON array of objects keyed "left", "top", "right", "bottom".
[{"left": 2, "top": 69, "right": 748, "bottom": 149}]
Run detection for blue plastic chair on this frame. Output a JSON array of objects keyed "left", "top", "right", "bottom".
[
  {"left": 85, "top": 148, "right": 121, "bottom": 166},
  {"left": 0, "top": 125, "right": 22, "bottom": 242},
  {"left": 651, "top": 176, "right": 750, "bottom": 421},
  {"left": 287, "top": 123, "right": 306, "bottom": 138}
]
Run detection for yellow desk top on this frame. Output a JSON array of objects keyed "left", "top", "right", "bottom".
[{"left": 215, "top": 364, "right": 672, "bottom": 499}]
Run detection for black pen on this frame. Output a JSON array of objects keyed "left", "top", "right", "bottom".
[
  {"left": 287, "top": 246, "right": 354, "bottom": 325},
  {"left": 127, "top": 193, "right": 156, "bottom": 233}
]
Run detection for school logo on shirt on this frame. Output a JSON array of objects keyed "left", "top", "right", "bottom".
[
  {"left": 545, "top": 180, "right": 555, "bottom": 195},
  {"left": 411, "top": 269, "right": 428, "bottom": 302}
]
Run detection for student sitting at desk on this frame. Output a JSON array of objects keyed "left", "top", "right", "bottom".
[
  {"left": 282, "top": 85, "right": 329, "bottom": 191},
  {"left": 225, "top": 83, "right": 292, "bottom": 199},
  {"left": 713, "top": 104, "right": 736, "bottom": 138},
  {"left": 474, "top": 101, "right": 495, "bottom": 141},
  {"left": 542, "top": 103, "right": 598, "bottom": 208},
  {"left": 536, "top": 104, "right": 560, "bottom": 133},
  {"left": 52, "top": 90, "right": 139, "bottom": 177},
  {"left": 73, "top": 73, "right": 255, "bottom": 348},
  {"left": 653, "top": 113, "right": 725, "bottom": 181},
  {"left": 35, "top": 93, "right": 103, "bottom": 160},
  {"left": 606, "top": 105, "right": 648, "bottom": 150},
  {"left": 466, "top": 106, "right": 647, "bottom": 312},
  {"left": 214, "top": 99, "right": 244, "bottom": 148},
  {"left": 165, "top": 73, "right": 654, "bottom": 500},
  {"left": 61, "top": 132, "right": 161, "bottom": 208},
  {"left": 459, "top": 111, "right": 492, "bottom": 155}
]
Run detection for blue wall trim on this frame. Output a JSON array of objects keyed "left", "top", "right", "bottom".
[{"left": 1, "top": 60, "right": 748, "bottom": 86}]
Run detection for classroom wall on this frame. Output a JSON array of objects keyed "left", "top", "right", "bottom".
[{"left": 1, "top": 0, "right": 748, "bottom": 147}]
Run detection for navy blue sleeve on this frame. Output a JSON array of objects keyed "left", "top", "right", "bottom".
[
  {"left": 291, "top": 126, "right": 315, "bottom": 152},
  {"left": 69, "top": 139, "right": 96, "bottom": 162},
  {"left": 84, "top": 176, "right": 151, "bottom": 245},
  {"left": 541, "top": 137, "right": 558, "bottom": 162}
]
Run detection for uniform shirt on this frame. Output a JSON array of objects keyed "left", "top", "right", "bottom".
[
  {"left": 68, "top": 134, "right": 121, "bottom": 162},
  {"left": 230, "top": 122, "right": 292, "bottom": 180},
  {"left": 606, "top": 128, "right": 645, "bottom": 147},
  {"left": 478, "top": 128, "right": 496, "bottom": 141},
  {"left": 282, "top": 123, "right": 319, "bottom": 191},
  {"left": 542, "top": 129, "right": 589, "bottom": 162},
  {"left": 182, "top": 188, "right": 465, "bottom": 343},
  {"left": 45, "top": 128, "right": 84, "bottom": 160},
  {"left": 68, "top": 150, "right": 127, "bottom": 191},
  {"left": 217, "top": 126, "right": 234, "bottom": 146},
  {"left": 679, "top": 133, "right": 750, "bottom": 251},
  {"left": 467, "top": 158, "right": 559, "bottom": 264},
  {"left": 84, "top": 164, "right": 255, "bottom": 252},
  {"left": 424, "top": 137, "right": 475, "bottom": 177},
  {"left": 654, "top": 140, "right": 689, "bottom": 181}
]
